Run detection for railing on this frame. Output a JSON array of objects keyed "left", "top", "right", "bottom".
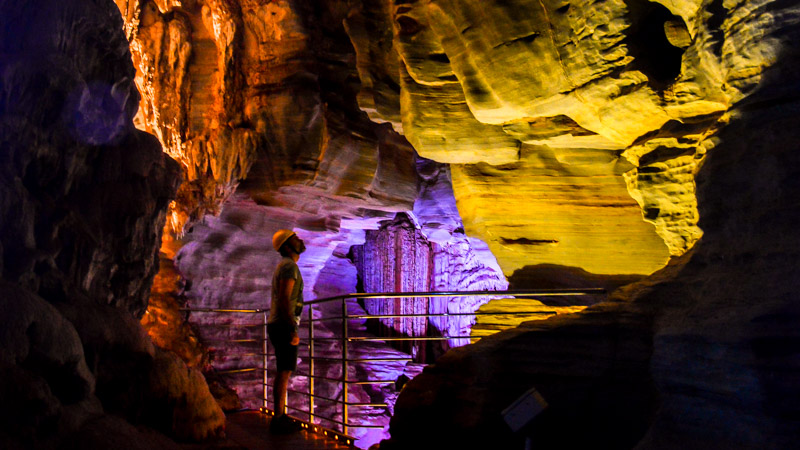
[{"left": 184, "top": 288, "right": 605, "bottom": 447}]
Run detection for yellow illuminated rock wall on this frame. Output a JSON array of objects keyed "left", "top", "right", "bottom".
[
  {"left": 348, "top": 0, "right": 747, "bottom": 276},
  {"left": 451, "top": 147, "right": 670, "bottom": 274}
]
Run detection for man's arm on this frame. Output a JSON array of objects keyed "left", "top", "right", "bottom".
[{"left": 278, "top": 277, "right": 300, "bottom": 345}]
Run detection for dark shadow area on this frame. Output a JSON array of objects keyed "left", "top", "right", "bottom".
[
  {"left": 386, "top": 299, "right": 659, "bottom": 450},
  {"left": 517, "top": 312, "right": 658, "bottom": 450},
  {"left": 508, "top": 264, "right": 645, "bottom": 305},
  {"left": 623, "top": 0, "right": 688, "bottom": 89}
]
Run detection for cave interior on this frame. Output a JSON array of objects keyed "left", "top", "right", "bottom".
[{"left": 1, "top": 0, "right": 800, "bottom": 449}]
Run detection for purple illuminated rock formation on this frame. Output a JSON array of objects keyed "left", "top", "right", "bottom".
[
  {"left": 351, "top": 211, "right": 509, "bottom": 360},
  {"left": 172, "top": 155, "right": 504, "bottom": 446}
]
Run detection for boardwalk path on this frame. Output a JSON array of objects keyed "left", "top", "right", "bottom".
[{"left": 180, "top": 411, "right": 352, "bottom": 450}]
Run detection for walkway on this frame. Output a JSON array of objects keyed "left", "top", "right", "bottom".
[{"left": 180, "top": 411, "right": 352, "bottom": 450}]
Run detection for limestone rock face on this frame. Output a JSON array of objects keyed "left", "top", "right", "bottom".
[
  {"left": 117, "top": 0, "right": 421, "bottom": 233},
  {"left": 451, "top": 148, "right": 670, "bottom": 275},
  {"left": 116, "top": 0, "right": 258, "bottom": 231},
  {"left": 361, "top": 0, "right": 729, "bottom": 154},
  {"left": 346, "top": 0, "right": 735, "bottom": 276},
  {"left": 382, "top": 0, "right": 800, "bottom": 447}
]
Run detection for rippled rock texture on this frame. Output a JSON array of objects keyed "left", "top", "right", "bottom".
[
  {"left": 0, "top": 0, "right": 223, "bottom": 446},
  {"left": 382, "top": 0, "right": 800, "bottom": 448},
  {"left": 349, "top": 0, "right": 723, "bottom": 276}
]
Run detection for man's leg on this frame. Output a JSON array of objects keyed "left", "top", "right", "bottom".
[{"left": 273, "top": 370, "right": 291, "bottom": 417}]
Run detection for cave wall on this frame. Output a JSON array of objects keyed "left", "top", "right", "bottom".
[
  {"left": 117, "top": 0, "right": 697, "bottom": 376},
  {"left": 119, "top": 0, "right": 704, "bottom": 311},
  {"left": 382, "top": 0, "right": 800, "bottom": 448},
  {"left": 348, "top": 0, "right": 722, "bottom": 276},
  {"left": 116, "top": 0, "right": 423, "bottom": 231},
  {"left": 0, "top": 0, "right": 225, "bottom": 446},
  {"left": 2, "top": 0, "right": 798, "bottom": 448}
]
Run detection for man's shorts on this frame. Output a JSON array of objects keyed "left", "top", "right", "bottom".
[{"left": 267, "top": 321, "right": 298, "bottom": 372}]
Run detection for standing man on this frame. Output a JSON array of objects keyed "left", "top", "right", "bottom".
[{"left": 268, "top": 229, "right": 306, "bottom": 433}]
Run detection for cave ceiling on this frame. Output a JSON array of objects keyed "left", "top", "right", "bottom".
[{"left": 113, "top": 0, "right": 758, "bottom": 277}]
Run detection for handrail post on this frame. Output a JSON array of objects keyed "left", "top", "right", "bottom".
[
  {"left": 268, "top": 311, "right": 269, "bottom": 409},
  {"left": 308, "top": 303, "right": 314, "bottom": 424},
  {"left": 341, "top": 296, "right": 349, "bottom": 436}
]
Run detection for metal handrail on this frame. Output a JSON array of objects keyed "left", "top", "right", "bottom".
[
  {"left": 183, "top": 287, "right": 605, "bottom": 445},
  {"left": 304, "top": 288, "right": 605, "bottom": 304}
]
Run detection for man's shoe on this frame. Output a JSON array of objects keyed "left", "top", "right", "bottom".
[{"left": 270, "top": 414, "right": 303, "bottom": 434}]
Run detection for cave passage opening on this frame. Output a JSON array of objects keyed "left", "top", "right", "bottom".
[{"left": 623, "top": 0, "right": 690, "bottom": 89}]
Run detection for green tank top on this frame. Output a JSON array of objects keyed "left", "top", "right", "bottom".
[{"left": 269, "top": 257, "right": 304, "bottom": 325}]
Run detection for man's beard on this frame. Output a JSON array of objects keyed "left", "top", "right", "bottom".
[{"left": 295, "top": 241, "right": 306, "bottom": 254}]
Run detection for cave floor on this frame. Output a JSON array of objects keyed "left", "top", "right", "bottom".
[{"left": 179, "top": 411, "right": 351, "bottom": 450}]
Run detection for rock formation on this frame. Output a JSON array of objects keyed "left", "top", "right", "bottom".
[
  {"left": 350, "top": 0, "right": 716, "bottom": 276},
  {"left": 0, "top": 0, "right": 223, "bottom": 446},
  {"left": 380, "top": 0, "right": 800, "bottom": 449},
  {"left": 351, "top": 211, "right": 508, "bottom": 361}
]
